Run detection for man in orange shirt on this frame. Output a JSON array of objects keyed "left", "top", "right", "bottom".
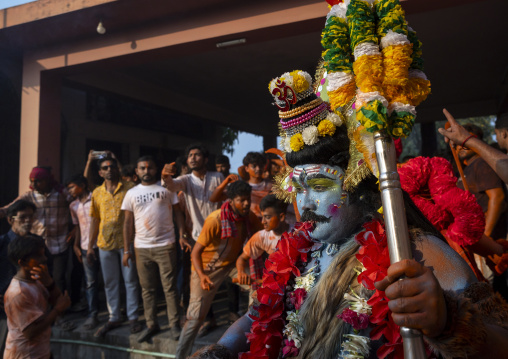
[{"left": 175, "top": 181, "right": 262, "bottom": 359}]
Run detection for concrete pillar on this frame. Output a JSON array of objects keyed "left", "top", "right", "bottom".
[
  {"left": 19, "top": 61, "right": 63, "bottom": 193},
  {"left": 263, "top": 135, "right": 277, "bottom": 151}
]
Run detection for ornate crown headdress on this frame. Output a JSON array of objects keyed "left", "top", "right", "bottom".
[{"left": 272, "top": 0, "right": 431, "bottom": 203}]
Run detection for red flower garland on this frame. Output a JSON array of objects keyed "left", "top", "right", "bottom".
[
  {"left": 240, "top": 222, "right": 318, "bottom": 359},
  {"left": 398, "top": 156, "right": 485, "bottom": 246},
  {"left": 355, "top": 219, "right": 404, "bottom": 359}
]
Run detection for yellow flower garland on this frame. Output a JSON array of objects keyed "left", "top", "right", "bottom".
[
  {"left": 290, "top": 133, "right": 305, "bottom": 152},
  {"left": 318, "top": 119, "right": 336, "bottom": 136},
  {"left": 290, "top": 70, "right": 310, "bottom": 93},
  {"left": 328, "top": 81, "right": 357, "bottom": 110},
  {"left": 406, "top": 77, "right": 431, "bottom": 106},
  {"left": 382, "top": 44, "right": 413, "bottom": 88},
  {"left": 353, "top": 55, "right": 384, "bottom": 94}
]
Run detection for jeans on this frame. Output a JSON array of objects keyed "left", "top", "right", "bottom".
[
  {"left": 99, "top": 248, "right": 139, "bottom": 322},
  {"left": 135, "top": 244, "right": 179, "bottom": 328},
  {"left": 52, "top": 248, "right": 69, "bottom": 293},
  {"left": 175, "top": 265, "right": 249, "bottom": 359},
  {"left": 81, "top": 249, "right": 100, "bottom": 317}
]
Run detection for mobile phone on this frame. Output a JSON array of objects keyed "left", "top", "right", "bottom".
[{"left": 91, "top": 151, "right": 107, "bottom": 159}]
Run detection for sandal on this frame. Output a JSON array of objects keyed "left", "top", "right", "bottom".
[
  {"left": 83, "top": 316, "right": 99, "bottom": 330},
  {"left": 129, "top": 319, "right": 143, "bottom": 334},
  {"left": 94, "top": 321, "right": 122, "bottom": 338},
  {"left": 60, "top": 320, "right": 76, "bottom": 332}
]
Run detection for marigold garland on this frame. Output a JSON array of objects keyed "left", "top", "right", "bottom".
[
  {"left": 376, "top": 0, "right": 408, "bottom": 37},
  {"left": 353, "top": 54, "right": 384, "bottom": 94},
  {"left": 407, "top": 27, "right": 424, "bottom": 71},
  {"left": 406, "top": 76, "right": 431, "bottom": 107},
  {"left": 290, "top": 70, "right": 310, "bottom": 93},
  {"left": 406, "top": 27, "right": 431, "bottom": 106},
  {"left": 289, "top": 133, "right": 304, "bottom": 152},
  {"left": 382, "top": 44, "right": 412, "bottom": 88},
  {"left": 321, "top": 5, "right": 356, "bottom": 111},
  {"left": 328, "top": 81, "right": 357, "bottom": 110},
  {"left": 317, "top": 119, "right": 336, "bottom": 136},
  {"left": 357, "top": 99, "right": 388, "bottom": 133},
  {"left": 389, "top": 109, "right": 415, "bottom": 138},
  {"left": 322, "top": 16, "right": 353, "bottom": 73},
  {"left": 347, "top": 0, "right": 378, "bottom": 50}
]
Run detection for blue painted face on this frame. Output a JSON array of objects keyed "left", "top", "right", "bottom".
[{"left": 292, "top": 164, "right": 358, "bottom": 244}]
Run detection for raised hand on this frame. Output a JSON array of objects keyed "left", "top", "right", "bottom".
[
  {"left": 225, "top": 174, "right": 239, "bottom": 184},
  {"left": 30, "top": 264, "right": 53, "bottom": 287},
  {"left": 437, "top": 109, "right": 472, "bottom": 147},
  {"left": 162, "top": 162, "right": 177, "bottom": 181}
]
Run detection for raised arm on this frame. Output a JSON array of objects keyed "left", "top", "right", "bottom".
[
  {"left": 25, "top": 264, "right": 71, "bottom": 340},
  {"left": 83, "top": 150, "right": 96, "bottom": 191},
  {"left": 161, "top": 162, "right": 185, "bottom": 192},
  {"left": 209, "top": 174, "right": 238, "bottom": 203},
  {"left": 438, "top": 109, "right": 508, "bottom": 183},
  {"left": 484, "top": 187, "right": 505, "bottom": 238}
]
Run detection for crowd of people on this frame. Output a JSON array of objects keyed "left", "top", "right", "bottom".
[
  {"left": 3, "top": 0, "right": 508, "bottom": 357},
  {"left": 0, "top": 144, "right": 295, "bottom": 359}
]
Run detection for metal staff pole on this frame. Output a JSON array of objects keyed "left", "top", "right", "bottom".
[{"left": 373, "top": 130, "right": 427, "bottom": 359}]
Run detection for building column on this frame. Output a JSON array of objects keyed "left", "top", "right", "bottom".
[
  {"left": 19, "top": 61, "right": 62, "bottom": 193},
  {"left": 263, "top": 135, "right": 277, "bottom": 151}
]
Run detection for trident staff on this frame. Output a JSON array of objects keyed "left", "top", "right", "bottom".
[{"left": 374, "top": 131, "right": 427, "bottom": 358}]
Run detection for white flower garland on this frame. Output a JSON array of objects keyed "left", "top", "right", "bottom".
[
  {"left": 340, "top": 334, "right": 371, "bottom": 359},
  {"left": 282, "top": 268, "right": 318, "bottom": 350}
]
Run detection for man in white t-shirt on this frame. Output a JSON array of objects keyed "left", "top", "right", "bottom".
[
  {"left": 122, "top": 156, "right": 186, "bottom": 343},
  {"left": 162, "top": 145, "right": 224, "bottom": 244},
  {"left": 162, "top": 144, "right": 225, "bottom": 333}
]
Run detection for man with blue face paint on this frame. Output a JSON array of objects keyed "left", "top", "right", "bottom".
[
  {"left": 187, "top": 70, "right": 508, "bottom": 359},
  {"left": 292, "top": 165, "right": 357, "bottom": 245}
]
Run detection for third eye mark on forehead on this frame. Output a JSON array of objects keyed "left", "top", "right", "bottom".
[{"left": 293, "top": 173, "right": 338, "bottom": 188}]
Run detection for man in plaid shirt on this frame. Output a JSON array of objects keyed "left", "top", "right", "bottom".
[{"left": 0, "top": 167, "right": 70, "bottom": 293}]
